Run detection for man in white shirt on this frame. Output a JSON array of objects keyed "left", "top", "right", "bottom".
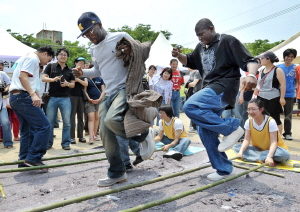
[{"left": 9, "top": 46, "right": 54, "bottom": 170}]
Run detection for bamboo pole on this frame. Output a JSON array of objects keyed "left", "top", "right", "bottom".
[
  {"left": 0, "top": 157, "right": 107, "bottom": 173},
  {"left": 0, "top": 150, "right": 106, "bottom": 166},
  {"left": 233, "top": 164, "right": 285, "bottom": 178},
  {"left": 0, "top": 182, "right": 6, "bottom": 198},
  {"left": 22, "top": 157, "right": 239, "bottom": 212},
  {"left": 121, "top": 163, "right": 268, "bottom": 212}
]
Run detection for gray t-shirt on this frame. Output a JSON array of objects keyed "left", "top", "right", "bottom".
[
  {"left": 82, "top": 32, "right": 133, "bottom": 96},
  {"left": 189, "top": 70, "right": 202, "bottom": 93}
]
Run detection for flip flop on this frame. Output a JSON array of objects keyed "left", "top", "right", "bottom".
[{"left": 5, "top": 145, "right": 13, "bottom": 149}]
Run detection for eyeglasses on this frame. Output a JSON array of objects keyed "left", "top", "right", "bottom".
[
  {"left": 83, "top": 25, "right": 96, "bottom": 38},
  {"left": 58, "top": 54, "right": 68, "bottom": 57},
  {"left": 246, "top": 108, "right": 259, "bottom": 113},
  {"left": 159, "top": 112, "right": 166, "bottom": 115}
]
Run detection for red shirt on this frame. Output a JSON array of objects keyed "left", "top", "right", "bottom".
[{"left": 171, "top": 70, "right": 184, "bottom": 90}]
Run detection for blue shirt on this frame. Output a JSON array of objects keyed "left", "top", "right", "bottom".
[
  {"left": 277, "top": 63, "right": 296, "bottom": 98},
  {"left": 86, "top": 77, "right": 105, "bottom": 100}
]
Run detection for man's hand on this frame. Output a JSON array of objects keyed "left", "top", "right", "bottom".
[
  {"left": 72, "top": 67, "right": 83, "bottom": 78},
  {"left": 171, "top": 47, "right": 180, "bottom": 58},
  {"left": 118, "top": 44, "right": 131, "bottom": 55},
  {"left": 31, "top": 94, "right": 41, "bottom": 107},
  {"left": 60, "top": 80, "right": 69, "bottom": 87},
  {"left": 242, "top": 76, "right": 257, "bottom": 91},
  {"left": 52, "top": 76, "right": 60, "bottom": 82}
]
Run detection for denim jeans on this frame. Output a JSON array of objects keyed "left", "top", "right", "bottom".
[
  {"left": 0, "top": 107, "right": 13, "bottom": 147},
  {"left": 47, "top": 97, "right": 71, "bottom": 147},
  {"left": 117, "top": 135, "right": 140, "bottom": 166},
  {"left": 160, "top": 135, "right": 191, "bottom": 154},
  {"left": 234, "top": 94, "right": 249, "bottom": 130},
  {"left": 183, "top": 87, "right": 240, "bottom": 175},
  {"left": 10, "top": 92, "right": 50, "bottom": 162},
  {"left": 98, "top": 89, "right": 127, "bottom": 178},
  {"left": 233, "top": 144, "right": 290, "bottom": 163},
  {"left": 283, "top": 97, "right": 294, "bottom": 136},
  {"left": 171, "top": 90, "right": 180, "bottom": 118}
]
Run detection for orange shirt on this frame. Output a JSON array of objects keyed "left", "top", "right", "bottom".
[{"left": 295, "top": 65, "right": 300, "bottom": 99}]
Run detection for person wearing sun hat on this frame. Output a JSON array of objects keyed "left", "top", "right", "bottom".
[
  {"left": 73, "top": 12, "right": 155, "bottom": 187},
  {"left": 70, "top": 57, "right": 88, "bottom": 144}
]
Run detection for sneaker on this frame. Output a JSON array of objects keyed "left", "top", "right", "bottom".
[
  {"left": 70, "top": 138, "right": 76, "bottom": 144},
  {"left": 97, "top": 173, "right": 127, "bottom": 187},
  {"left": 218, "top": 126, "right": 244, "bottom": 152},
  {"left": 284, "top": 135, "right": 293, "bottom": 140},
  {"left": 132, "top": 155, "right": 144, "bottom": 166},
  {"left": 140, "top": 128, "right": 155, "bottom": 160},
  {"left": 78, "top": 138, "right": 87, "bottom": 143},
  {"left": 94, "top": 135, "right": 101, "bottom": 141},
  {"left": 125, "top": 164, "right": 133, "bottom": 173},
  {"left": 62, "top": 146, "right": 71, "bottom": 150},
  {"left": 88, "top": 137, "right": 94, "bottom": 145},
  {"left": 188, "top": 128, "right": 197, "bottom": 133},
  {"left": 207, "top": 168, "right": 236, "bottom": 181},
  {"left": 18, "top": 163, "right": 30, "bottom": 168},
  {"left": 23, "top": 160, "right": 49, "bottom": 173},
  {"left": 163, "top": 150, "right": 183, "bottom": 161}
]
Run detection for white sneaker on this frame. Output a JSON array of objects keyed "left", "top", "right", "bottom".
[
  {"left": 97, "top": 173, "right": 127, "bottom": 187},
  {"left": 218, "top": 126, "right": 244, "bottom": 152},
  {"left": 140, "top": 128, "right": 155, "bottom": 160},
  {"left": 207, "top": 168, "right": 236, "bottom": 181},
  {"left": 284, "top": 135, "right": 293, "bottom": 140},
  {"left": 163, "top": 150, "right": 183, "bottom": 161}
]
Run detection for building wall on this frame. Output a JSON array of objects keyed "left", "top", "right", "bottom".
[{"left": 36, "top": 30, "right": 63, "bottom": 45}]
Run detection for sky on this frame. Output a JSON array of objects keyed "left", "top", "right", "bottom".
[{"left": 0, "top": 0, "right": 299, "bottom": 49}]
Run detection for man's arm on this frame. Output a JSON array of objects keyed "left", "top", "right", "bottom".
[
  {"left": 172, "top": 48, "right": 187, "bottom": 65},
  {"left": 19, "top": 72, "right": 40, "bottom": 107}
]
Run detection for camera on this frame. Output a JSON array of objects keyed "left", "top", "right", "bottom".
[{"left": 0, "top": 81, "right": 6, "bottom": 92}]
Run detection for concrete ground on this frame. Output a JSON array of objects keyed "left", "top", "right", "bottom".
[{"left": 0, "top": 112, "right": 299, "bottom": 162}]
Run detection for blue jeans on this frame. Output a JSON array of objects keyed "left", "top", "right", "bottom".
[
  {"left": 10, "top": 92, "right": 50, "bottom": 162},
  {"left": 160, "top": 135, "right": 191, "bottom": 154},
  {"left": 183, "top": 87, "right": 240, "bottom": 175},
  {"left": 117, "top": 135, "right": 140, "bottom": 166},
  {"left": 47, "top": 97, "right": 71, "bottom": 147},
  {"left": 234, "top": 95, "right": 249, "bottom": 130},
  {"left": 0, "top": 107, "right": 13, "bottom": 147},
  {"left": 171, "top": 90, "right": 180, "bottom": 118},
  {"left": 233, "top": 144, "right": 290, "bottom": 163}
]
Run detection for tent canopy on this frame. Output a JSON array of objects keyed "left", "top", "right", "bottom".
[
  {"left": 0, "top": 25, "right": 36, "bottom": 58},
  {"left": 268, "top": 31, "right": 300, "bottom": 64}
]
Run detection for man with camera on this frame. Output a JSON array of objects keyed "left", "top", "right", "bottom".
[{"left": 42, "top": 48, "right": 75, "bottom": 150}]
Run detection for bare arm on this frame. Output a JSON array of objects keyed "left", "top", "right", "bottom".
[
  {"left": 42, "top": 73, "right": 60, "bottom": 83},
  {"left": 242, "top": 63, "right": 258, "bottom": 91},
  {"left": 237, "top": 129, "right": 251, "bottom": 159},
  {"left": 171, "top": 48, "right": 187, "bottom": 66},
  {"left": 162, "top": 129, "right": 182, "bottom": 152},
  {"left": 75, "top": 77, "right": 88, "bottom": 87},
  {"left": 264, "top": 131, "right": 279, "bottom": 167},
  {"left": 19, "top": 72, "right": 40, "bottom": 107},
  {"left": 154, "top": 129, "right": 164, "bottom": 142},
  {"left": 188, "top": 79, "right": 200, "bottom": 88},
  {"left": 276, "top": 68, "right": 286, "bottom": 106}
]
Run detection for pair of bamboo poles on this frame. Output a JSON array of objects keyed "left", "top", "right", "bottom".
[{"left": 0, "top": 150, "right": 284, "bottom": 211}]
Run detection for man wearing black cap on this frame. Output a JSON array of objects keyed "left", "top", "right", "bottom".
[{"left": 74, "top": 12, "right": 155, "bottom": 186}]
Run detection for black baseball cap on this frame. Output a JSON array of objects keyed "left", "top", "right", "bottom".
[
  {"left": 77, "top": 12, "right": 101, "bottom": 39},
  {"left": 256, "top": 51, "right": 277, "bottom": 61}
]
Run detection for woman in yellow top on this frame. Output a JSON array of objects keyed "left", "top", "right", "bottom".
[
  {"left": 233, "top": 99, "right": 290, "bottom": 167},
  {"left": 154, "top": 105, "right": 191, "bottom": 161}
]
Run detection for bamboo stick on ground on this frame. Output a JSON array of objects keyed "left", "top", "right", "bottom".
[
  {"left": 121, "top": 163, "right": 268, "bottom": 212},
  {"left": 233, "top": 164, "right": 285, "bottom": 178},
  {"left": 22, "top": 157, "right": 239, "bottom": 212},
  {"left": 0, "top": 150, "right": 106, "bottom": 166},
  {"left": 0, "top": 182, "right": 6, "bottom": 198}
]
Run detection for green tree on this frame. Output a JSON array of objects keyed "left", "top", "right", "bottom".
[
  {"left": 243, "top": 39, "right": 284, "bottom": 56},
  {"left": 108, "top": 24, "right": 172, "bottom": 43},
  {"left": 7, "top": 29, "right": 91, "bottom": 67}
]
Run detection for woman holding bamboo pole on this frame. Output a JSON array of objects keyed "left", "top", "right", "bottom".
[{"left": 233, "top": 99, "right": 290, "bottom": 167}]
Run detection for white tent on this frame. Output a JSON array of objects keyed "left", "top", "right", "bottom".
[
  {"left": 0, "top": 25, "right": 36, "bottom": 73},
  {"left": 145, "top": 32, "right": 188, "bottom": 75},
  {"left": 269, "top": 31, "right": 300, "bottom": 64}
]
